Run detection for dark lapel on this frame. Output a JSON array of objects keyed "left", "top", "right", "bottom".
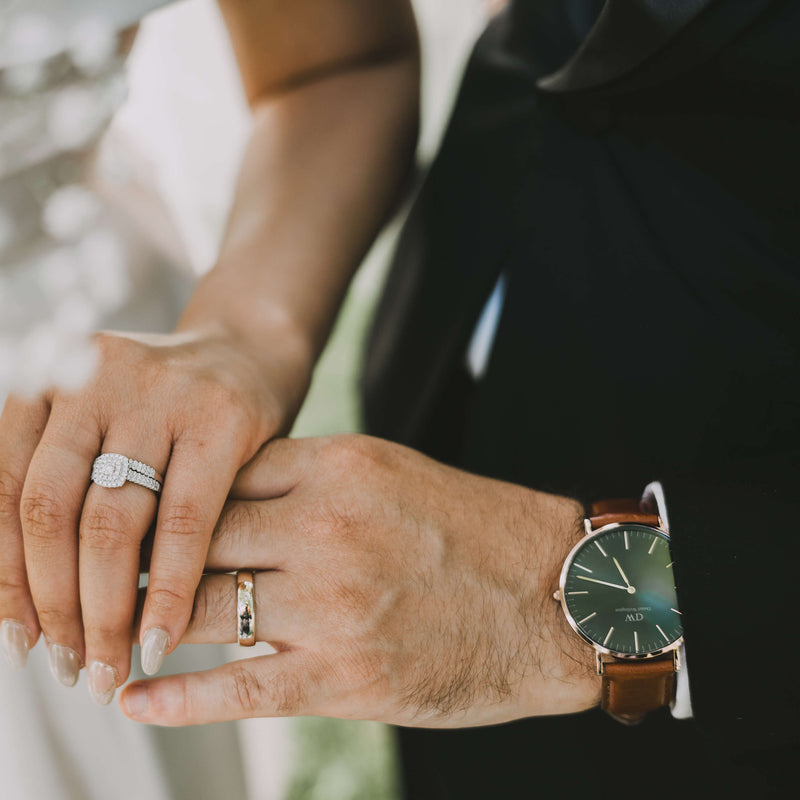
[{"left": 537, "top": 0, "right": 715, "bottom": 92}]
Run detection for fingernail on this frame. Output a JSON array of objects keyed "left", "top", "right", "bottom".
[
  {"left": 88, "top": 661, "right": 117, "bottom": 705},
  {"left": 123, "top": 684, "right": 149, "bottom": 720},
  {"left": 1, "top": 619, "right": 30, "bottom": 668},
  {"left": 48, "top": 643, "right": 82, "bottom": 687},
  {"left": 141, "top": 627, "right": 170, "bottom": 676}
]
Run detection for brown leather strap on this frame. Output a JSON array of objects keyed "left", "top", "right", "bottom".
[
  {"left": 589, "top": 497, "right": 673, "bottom": 724},
  {"left": 589, "top": 498, "right": 659, "bottom": 529},
  {"left": 601, "top": 655, "right": 676, "bottom": 725}
]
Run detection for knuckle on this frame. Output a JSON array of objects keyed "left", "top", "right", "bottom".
[
  {"left": 212, "top": 503, "right": 259, "bottom": 548},
  {"left": 86, "top": 623, "right": 127, "bottom": 645},
  {"left": 36, "top": 605, "right": 75, "bottom": 631},
  {"left": 323, "top": 435, "right": 366, "bottom": 471},
  {"left": 319, "top": 434, "right": 391, "bottom": 483},
  {"left": 0, "top": 468, "right": 23, "bottom": 521},
  {"left": 20, "top": 488, "right": 69, "bottom": 542},
  {"left": 80, "top": 502, "right": 138, "bottom": 550},
  {"left": 146, "top": 584, "right": 192, "bottom": 616},
  {"left": 191, "top": 582, "right": 229, "bottom": 633},
  {"left": 338, "top": 433, "right": 379, "bottom": 461},
  {"left": 0, "top": 568, "right": 29, "bottom": 599},
  {"left": 226, "top": 666, "right": 268, "bottom": 715},
  {"left": 158, "top": 503, "right": 206, "bottom": 538}
]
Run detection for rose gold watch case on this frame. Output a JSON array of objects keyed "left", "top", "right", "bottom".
[{"left": 554, "top": 520, "right": 684, "bottom": 670}]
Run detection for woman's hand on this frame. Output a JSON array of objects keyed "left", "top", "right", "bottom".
[
  {"left": 0, "top": 322, "right": 311, "bottom": 703},
  {"left": 121, "top": 435, "right": 600, "bottom": 727}
]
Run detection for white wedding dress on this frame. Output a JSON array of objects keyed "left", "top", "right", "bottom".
[{"left": 0, "top": 2, "right": 251, "bottom": 798}]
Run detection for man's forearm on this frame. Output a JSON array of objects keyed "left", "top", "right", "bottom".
[{"left": 176, "top": 52, "right": 420, "bottom": 369}]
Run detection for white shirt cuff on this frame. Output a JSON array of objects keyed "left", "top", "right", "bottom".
[{"left": 643, "top": 481, "right": 693, "bottom": 719}]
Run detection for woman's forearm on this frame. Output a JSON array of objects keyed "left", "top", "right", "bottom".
[{"left": 176, "top": 49, "right": 420, "bottom": 370}]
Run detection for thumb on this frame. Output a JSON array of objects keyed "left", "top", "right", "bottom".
[{"left": 119, "top": 651, "right": 310, "bottom": 725}]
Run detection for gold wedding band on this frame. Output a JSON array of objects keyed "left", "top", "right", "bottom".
[{"left": 236, "top": 570, "right": 256, "bottom": 647}]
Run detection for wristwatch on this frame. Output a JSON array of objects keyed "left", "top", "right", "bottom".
[{"left": 553, "top": 494, "right": 683, "bottom": 724}]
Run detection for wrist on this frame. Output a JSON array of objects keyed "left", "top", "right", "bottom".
[{"left": 517, "top": 490, "right": 601, "bottom": 716}]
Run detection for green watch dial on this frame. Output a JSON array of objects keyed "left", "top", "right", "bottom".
[{"left": 562, "top": 524, "right": 683, "bottom": 656}]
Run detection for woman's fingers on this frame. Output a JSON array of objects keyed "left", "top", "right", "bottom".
[
  {"left": 120, "top": 651, "right": 318, "bottom": 726},
  {"left": 0, "top": 395, "right": 49, "bottom": 667},
  {"left": 78, "top": 432, "right": 168, "bottom": 703},
  {"left": 20, "top": 399, "right": 101, "bottom": 685},
  {"left": 139, "top": 436, "right": 244, "bottom": 678}
]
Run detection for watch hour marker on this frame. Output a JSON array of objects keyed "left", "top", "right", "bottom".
[
  {"left": 666, "top": 561, "right": 674, "bottom": 569},
  {"left": 595, "top": 541, "right": 608, "bottom": 557},
  {"left": 624, "top": 531, "right": 630, "bottom": 550},
  {"left": 575, "top": 563, "right": 593, "bottom": 573},
  {"left": 567, "top": 591, "right": 589, "bottom": 595},
  {"left": 656, "top": 625, "right": 669, "bottom": 642},
  {"left": 648, "top": 538, "right": 657, "bottom": 555},
  {"left": 578, "top": 612, "right": 597, "bottom": 625},
  {"left": 602, "top": 627, "right": 614, "bottom": 646},
  {"left": 634, "top": 630, "right": 639, "bottom": 651},
  {"left": 671, "top": 608, "right": 682, "bottom": 615}
]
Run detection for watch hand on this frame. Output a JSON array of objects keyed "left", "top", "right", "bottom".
[
  {"left": 612, "top": 557, "right": 633, "bottom": 589},
  {"left": 575, "top": 575, "right": 629, "bottom": 590}
]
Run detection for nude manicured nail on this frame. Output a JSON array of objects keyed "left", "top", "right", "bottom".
[
  {"left": 48, "top": 643, "right": 82, "bottom": 687},
  {"left": 141, "top": 627, "right": 170, "bottom": 676},
  {"left": 88, "top": 661, "right": 117, "bottom": 705},
  {"left": 1, "top": 619, "right": 30, "bottom": 668}
]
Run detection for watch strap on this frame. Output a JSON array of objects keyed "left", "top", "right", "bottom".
[
  {"left": 589, "top": 498, "right": 660, "bottom": 530},
  {"left": 601, "top": 655, "right": 677, "bottom": 725},
  {"left": 588, "top": 497, "right": 675, "bottom": 724}
]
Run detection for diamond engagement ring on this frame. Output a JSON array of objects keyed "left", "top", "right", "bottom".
[
  {"left": 91, "top": 453, "right": 162, "bottom": 494},
  {"left": 237, "top": 570, "right": 256, "bottom": 647}
]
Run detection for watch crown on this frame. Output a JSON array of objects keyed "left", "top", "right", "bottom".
[{"left": 552, "top": 590, "right": 561, "bottom": 602}]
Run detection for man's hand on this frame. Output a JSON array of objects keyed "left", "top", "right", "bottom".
[
  {"left": 120, "top": 435, "right": 600, "bottom": 727},
  {"left": 0, "top": 323, "right": 311, "bottom": 701}
]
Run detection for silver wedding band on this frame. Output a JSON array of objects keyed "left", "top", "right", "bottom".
[
  {"left": 237, "top": 570, "right": 256, "bottom": 647},
  {"left": 91, "top": 453, "right": 162, "bottom": 494}
]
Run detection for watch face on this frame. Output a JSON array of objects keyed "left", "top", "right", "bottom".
[{"left": 560, "top": 524, "right": 683, "bottom": 657}]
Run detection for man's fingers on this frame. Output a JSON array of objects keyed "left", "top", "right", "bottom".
[
  {"left": 120, "top": 652, "right": 315, "bottom": 726},
  {"left": 20, "top": 401, "right": 101, "bottom": 683},
  {"left": 230, "top": 436, "right": 316, "bottom": 500},
  {"left": 134, "top": 571, "right": 300, "bottom": 647},
  {"left": 79, "top": 433, "right": 168, "bottom": 704},
  {"left": 140, "top": 438, "right": 241, "bottom": 677},
  {"left": 205, "top": 498, "right": 295, "bottom": 572},
  {"left": 0, "top": 395, "right": 49, "bottom": 666}
]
